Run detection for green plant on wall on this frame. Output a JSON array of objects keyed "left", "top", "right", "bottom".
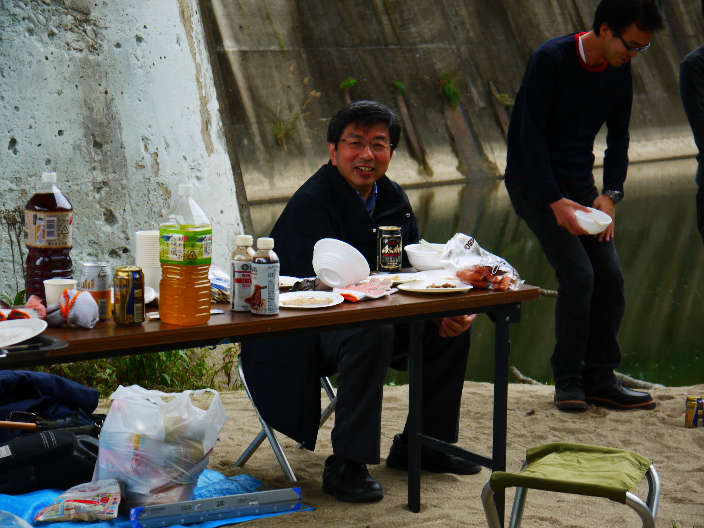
[
  {"left": 439, "top": 72, "right": 460, "bottom": 108},
  {"left": 340, "top": 76, "right": 357, "bottom": 104},
  {"left": 489, "top": 80, "right": 514, "bottom": 107},
  {"left": 391, "top": 80, "right": 407, "bottom": 96},
  {"left": 0, "top": 206, "right": 26, "bottom": 298},
  {"left": 271, "top": 88, "right": 321, "bottom": 150}
]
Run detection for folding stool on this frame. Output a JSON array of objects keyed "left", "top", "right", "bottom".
[
  {"left": 233, "top": 364, "right": 336, "bottom": 481},
  {"left": 481, "top": 442, "right": 660, "bottom": 528}
]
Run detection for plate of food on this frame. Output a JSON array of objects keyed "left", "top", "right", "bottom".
[
  {"left": 279, "top": 291, "right": 345, "bottom": 309},
  {"left": 377, "top": 272, "right": 419, "bottom": 285},
  {"left": 397, "top": 279, "right": 472, "bottom": 294},
  {"left": 279, "top": 276, "right": 300, "bottom": 290},
  {"left": 0, "top": 318, "right": 48, "bottom": 348}
]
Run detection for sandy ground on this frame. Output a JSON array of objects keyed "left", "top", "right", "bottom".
[{"left": 194, "top": 382, "right": 704, "bottom": 527}]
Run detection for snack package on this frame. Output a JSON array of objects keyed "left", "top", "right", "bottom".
[
  {"left": 34, "top": 479, "right": 121, "bottom": 523},
  {"left": 93, "top": 386, "right": 227, "bottom": 508},
  {"left": 441, "top": 233, "right": 522, "bottom": 291},
  {"left": 334, "top": 277, "right": 395, "bottom": 302}
]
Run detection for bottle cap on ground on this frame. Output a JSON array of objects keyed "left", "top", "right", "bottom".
[
  {"left": 178, "top": 183, "right": 193, "bottom": 196},
  {"left": 236, "top": 234, "right": 253, "bottom": 246},
  {"left": 257, "top": 237, "right": 274, "bottom": 250},
  {"left": 41, "top": 171, "right": 57, "bottom": 183}
]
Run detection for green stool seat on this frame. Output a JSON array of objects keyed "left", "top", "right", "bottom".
[{"left": 481, "top": 442, "right": 660, "bottom": 528}]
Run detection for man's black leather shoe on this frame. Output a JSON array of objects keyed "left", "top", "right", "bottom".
[
  {"left": 322, "top": 455, "right": 383, "bottom": 503},
  {"left": 585, "top": 380, "right": 656, "bottom": 410},
  {"left": 554, "top": 379, "right": 587, "bottom": 412},
  {"left": 386, "top": 434, "right": 482, "bottom": 475}
]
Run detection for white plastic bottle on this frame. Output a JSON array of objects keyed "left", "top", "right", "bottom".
[
  {"left": 158, "top": 184, "right": 212, "bottom": 326},
  {"left": 250, "top": 237, "right": 279, "bottom": 315},
  {"left": 231, "top": 234, "right": 253, "bottom": 312}
]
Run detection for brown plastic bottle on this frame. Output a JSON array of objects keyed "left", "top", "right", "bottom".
[{"left": 24, "top": 171, "right": 74, "bottom": 305}]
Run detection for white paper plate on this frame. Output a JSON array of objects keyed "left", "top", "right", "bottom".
[
  {"left": 0, "top": 318, "right": 48, "bottom": 348},
  {"left": 279, "top": 276, "right": 300, "bottom": 290},
  {"left": 279, "top": 291, "right": 345, "bottom": 309},
  {"left": 377, "top": 272, "right": 420, "bottom": 285},
  {"left": 397, "top": 279, "right": 472, "bottom": 294}
]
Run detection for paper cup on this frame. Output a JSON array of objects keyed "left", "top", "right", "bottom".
[{"left": 43, "top": 278, "right": 77, "bottom": 306}]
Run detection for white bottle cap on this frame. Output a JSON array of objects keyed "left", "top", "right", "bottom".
[
  {"left": 236, "top": 234, "right": 253, "bottom": 246},
  {"left": 178, "top": 183, "right": 193, "bottom": 196},
  {"left": 41, "top": 171, "right": 57, "bottom": 183},
  {"left": 257, "top": 237, "right": 274, "bottom": 250}
]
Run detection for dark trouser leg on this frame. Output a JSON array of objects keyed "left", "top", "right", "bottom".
[
  {"left": 507, "top": 187, "right": 623, "bottom": 384},
  {"left": 400, "top": 321, "right": 471, "bottom": 442},
  {"left": 581, "top": 235, "right": 624, "bottom": 385},
  {"left": 319, "top": 324, "right": 393, "bottom": 464}
]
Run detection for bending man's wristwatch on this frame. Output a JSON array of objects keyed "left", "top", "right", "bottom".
[{"left": 602, "top": 189, "right": 624, "bottom": 204}]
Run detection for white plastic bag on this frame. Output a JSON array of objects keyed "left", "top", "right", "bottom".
[
  {"left": 441, "top": 233, "right": 522, "bottom": 291},
  {"left": 94, "top": 385, "right": 227, "bottom": 507}
]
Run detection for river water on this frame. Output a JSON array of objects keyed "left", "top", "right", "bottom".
[{"left": 394, "top": 158, "right": 703, "bottom": 387}]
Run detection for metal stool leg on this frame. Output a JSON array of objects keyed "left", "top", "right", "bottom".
[{"left": 234, "top": 365, "right": 297, "bottom": 481}]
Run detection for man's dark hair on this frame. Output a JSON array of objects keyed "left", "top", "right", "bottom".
[
  {"left": 327, "top": 100, "right": 401, "bottom": 151},
  {"left": 593, "top": 0, "right": 665, "bottom": 35}
]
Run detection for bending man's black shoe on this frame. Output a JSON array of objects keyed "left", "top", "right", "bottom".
[
  {"left": 386, "top": 434, "right": 482, "bottom": 475},
  {"left": 554, "top": 379, "right": 587, "bottom": 412},
  {"left": 585, "top": 379, "right": 656, "bottom": 410},
  {"left": 322, "top": 455, "right": 383, "bottom": 503}
]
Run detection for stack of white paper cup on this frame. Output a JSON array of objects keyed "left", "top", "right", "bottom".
[{"left": 135, "top": 230, "right": 161, "bottom": 292}]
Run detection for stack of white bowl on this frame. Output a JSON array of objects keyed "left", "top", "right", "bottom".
[{"left": 135, "top": 230, "right": 161, "bottom": 292}]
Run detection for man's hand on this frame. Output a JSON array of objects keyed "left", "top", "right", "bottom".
[
  {"left": 437, "top": 314, "right": 476, "bottom": 338},
  {"left": 592, "top": 194, "right": 616, "bottom": 242},
  {"left": 549, "top": 198, "right": 591, "bottom": 236}
]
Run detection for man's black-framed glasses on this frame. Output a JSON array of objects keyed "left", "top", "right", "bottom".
[
  {"left": 339, "top": 137, "right": 391, "bottom": 153},
  {"left": 615, "top": 33, "right": 651, "bottom": 53}
]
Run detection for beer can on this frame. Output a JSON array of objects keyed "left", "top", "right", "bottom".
[
  {"left": 79, "top": 262, "right": 112, "bottom": 320},
  {"left": 113, "top": 265, "right": 144, "bottom": 325},
  {"left": 685, "top": 396, "right": 698, "bottom": 428},
  {"left": 377, "top": 226, "right": 402, "bottom": 272}
]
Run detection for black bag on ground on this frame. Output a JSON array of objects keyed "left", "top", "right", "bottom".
[{"left": 0, "top": 430, "right": 99, "bottom": 494}]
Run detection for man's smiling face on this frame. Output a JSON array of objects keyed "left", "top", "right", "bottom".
[{"left": 328, "top": 122, "right": 394, "bottom": 199}]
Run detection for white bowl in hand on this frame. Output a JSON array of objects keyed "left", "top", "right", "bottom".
[
  {"left": 574, "top": 207, "right": 613, "bottom": 235},
  {"left": 313, "top": 238, "right": 370, "bottom": 288},
  {"left": 404, "top": 242, "right": 445, "bottom": 271}
]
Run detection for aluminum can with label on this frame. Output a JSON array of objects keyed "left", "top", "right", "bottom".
[
  {"left": 79, "top": 262, "right": 112, "bottom": 320},
  {"left": 113, "top": 265, "right": 144, "bottom": 325},
  {"left": 377, "top": 226, "right": 402, "bottom": 272},
  {"left": 685, "top": 396, "right": 699, "bottom": 428}
]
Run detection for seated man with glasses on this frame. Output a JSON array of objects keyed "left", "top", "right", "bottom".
[
  {"left": 504, "top": 0, "right": 664, "bottom": 412},
  {"left": 240, "top": 100, "right": 477, "bottom": 503}
]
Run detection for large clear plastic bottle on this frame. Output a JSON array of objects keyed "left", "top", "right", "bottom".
[
  {"left": 24, "top": 171, "right": 74, "bottom": 305},
  {"left": 158, "top": 184, "right": 212, "bottom": 326}
]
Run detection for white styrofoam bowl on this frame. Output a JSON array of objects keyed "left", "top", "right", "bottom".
[
  {"left": 313, "top": 238, "right": 370, "bottom": 287},
  {"left": 574, "top": 208, "right": 612, "bottom": 235},
  {"left": 404, "top": 243, "right": 445, "bottom": 271}
]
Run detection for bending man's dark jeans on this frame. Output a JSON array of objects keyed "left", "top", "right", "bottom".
[
  {"left": 320, "top": 321, "right": 471, "bottom": 465},
  {"left": 506, "top": 184, "right": 624, "bottom": 386}
]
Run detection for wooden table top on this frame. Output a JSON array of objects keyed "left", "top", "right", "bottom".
[{"left": 37, "top": 284, "right": 539, "bottom": 363}]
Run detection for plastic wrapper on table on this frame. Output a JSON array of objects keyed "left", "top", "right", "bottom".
[
  {"left": 93, "top": 385, "right": 227, "bottom": 508},
  {"left": 441, "top": 233, "right": 522, "bottom": 292}
]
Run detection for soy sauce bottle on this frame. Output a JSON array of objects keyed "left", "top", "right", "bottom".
[
  {"left": 249, "top": 237, "right": 279, "bottom": 315},
  {"left": 24, "top": 171, "right": 74, "bottom": 304}
]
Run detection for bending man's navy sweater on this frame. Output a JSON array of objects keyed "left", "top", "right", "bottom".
[{"left": 505, "top": 33, "right": 632, "bottom": 205}]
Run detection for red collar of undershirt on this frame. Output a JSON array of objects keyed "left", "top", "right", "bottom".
[{"left": 575, "top": 32, "right": 608, "bottom": 72}]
